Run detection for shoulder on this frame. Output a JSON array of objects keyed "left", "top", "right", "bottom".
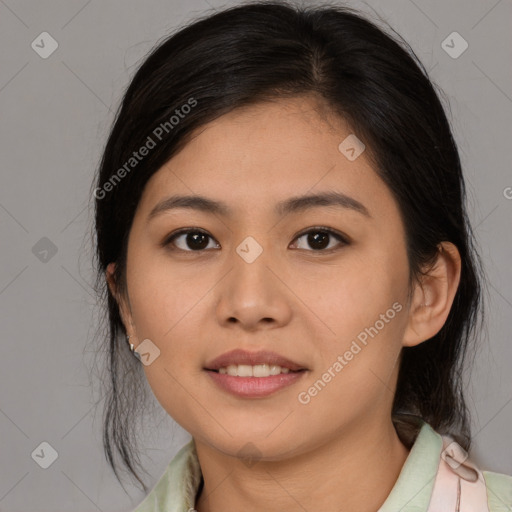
[{"left": 482, "top": 470, "right": 512, "bottom": 511}]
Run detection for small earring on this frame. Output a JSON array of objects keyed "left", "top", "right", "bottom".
[{"left": 127, "top": 335, "right": 141, "bottom": 361}]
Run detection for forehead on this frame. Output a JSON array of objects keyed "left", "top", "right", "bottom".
[{"left": 137, "top": 96, "right": 394, "bottom": 219}]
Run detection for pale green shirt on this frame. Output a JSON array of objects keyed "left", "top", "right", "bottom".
[{"left": 134, "top": 421, "right": 512, "bottom": 511}]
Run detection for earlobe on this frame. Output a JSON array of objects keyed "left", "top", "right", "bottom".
[{"left": 403, "top": 242, "right": 462, "bottom": 348}]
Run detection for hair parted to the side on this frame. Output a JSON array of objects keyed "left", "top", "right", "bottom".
[{"left": 90, "top": 0, "right": 484, "bottom": 492}]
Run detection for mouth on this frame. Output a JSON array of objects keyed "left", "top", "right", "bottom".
[
  {"left": 203, "top": 348, "right": 308, "bottom": 397},
  {"left": 204, "top": 366, "right": 308, "bottom": 398},
  {"left": 204, "top": 348, "right": 308, "bottom": 374},
  {"left": 203, "top": 348, "right": 308, "bottom": 398}
]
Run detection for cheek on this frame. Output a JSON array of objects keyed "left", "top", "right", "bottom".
[
  {"left": 127, "top": 248, "right": 210, "bottom": 339},
  {"left": 125, "top": 250, "right": 211, "bottom": 389},
  {"left": 301, "top": 247, "right": 408, "bottom": 342},
  {"left": 301, "top": 243, "right": 409, "bottom": 389}
]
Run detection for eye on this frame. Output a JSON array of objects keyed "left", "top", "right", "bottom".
[
  {"left": 162, "top": 226, "right": 349, "bottom": 253},
  {"left": 290, "top": 227, "right": 349, "bottom": 252},
  {"left": 162, "top": 228, "right": 220, "bottom": 252}
]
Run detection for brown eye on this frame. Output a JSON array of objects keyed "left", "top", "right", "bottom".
[
  {"left": 163, "top": 229, "right": 219, "bottom": 252},
  {"left": 162, "top": 226, "right": 348, "bottom": 253},
  {"left": 291, "top": 227, "right": 349, "bottom": 252}
]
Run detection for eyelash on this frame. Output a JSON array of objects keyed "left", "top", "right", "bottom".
[{"left": 161, "top": 226, "right": 350, "bottom": 254}]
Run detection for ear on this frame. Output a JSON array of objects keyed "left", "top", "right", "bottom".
[
  {"left": 106, "top": 262, "right": 135, "bottom": 336},
  {"left": 402, "top": 242, "right": 461, "bottom": 347}
]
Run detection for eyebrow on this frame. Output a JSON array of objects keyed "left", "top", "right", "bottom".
[{"left": 147, "top": 191, "right": 371, "bottom": 222}]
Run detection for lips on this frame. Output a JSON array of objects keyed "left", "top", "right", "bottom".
[{"left": 204, "top": 348, "right": 307, "bottom": 372}]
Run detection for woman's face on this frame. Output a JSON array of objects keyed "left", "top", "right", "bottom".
[{"left": 114, "top": 95, "right": 415, "bottom": 459}]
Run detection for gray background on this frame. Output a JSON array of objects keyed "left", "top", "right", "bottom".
[{"left": 0, "top": 0, "right": 511, "bottom": 510}]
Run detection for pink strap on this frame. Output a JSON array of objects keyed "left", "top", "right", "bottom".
[{"left": 427, "top": 435, "right": 490, "bottom": 512}]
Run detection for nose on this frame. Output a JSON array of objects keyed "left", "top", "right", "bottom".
[{"left": 215, "top": 240, "right": 293, "bottom": 331}]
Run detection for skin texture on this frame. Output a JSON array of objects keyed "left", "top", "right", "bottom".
[{"left": 107, "top": 95, "right": 461, "bottom": 512}]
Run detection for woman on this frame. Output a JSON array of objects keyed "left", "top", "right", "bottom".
[{"left": 91, "top": 1, "right": 512, "bottom": 510}]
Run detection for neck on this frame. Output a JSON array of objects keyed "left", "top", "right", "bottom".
[{"left": 194, "top": 416, "right": 411, "bottom": 512}]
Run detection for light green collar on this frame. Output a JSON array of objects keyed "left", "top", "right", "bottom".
[
  {"left": 378, "top": 421, "right": 442, "bottom": 511},
  {"left": 135, "top": 420, "right": 442, "bottom": 512}
]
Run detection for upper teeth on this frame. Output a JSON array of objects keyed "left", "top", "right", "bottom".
[{"left": 218, "top": 364, "right": 291, "bottom": 377}]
